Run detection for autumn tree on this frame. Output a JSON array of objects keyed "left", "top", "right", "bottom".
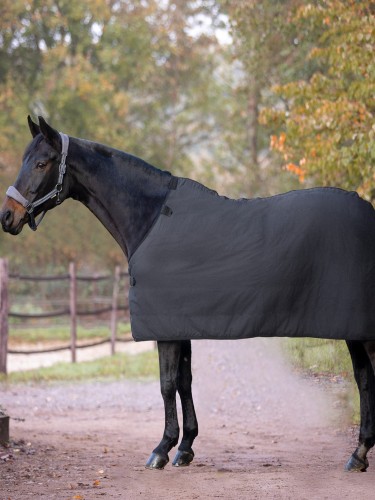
[
  {"left": 260, "top": 1, "right": 375, "bottom": 199},
  {"left": 0, "top": 0, "right": 223, "bottom": 270},
  {"left": 216, "top": 0, "right": 314, "bottom": 196}
]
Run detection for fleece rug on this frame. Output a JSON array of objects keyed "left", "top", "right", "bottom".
[{"left": 129, "top": 178, "right": 375, "bottom": 342}]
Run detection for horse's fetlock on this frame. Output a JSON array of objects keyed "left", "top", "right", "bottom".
[
  {"left": 183, "top": 425, "right": 198, "bottom": 440},
  {"left": 164, "top": 427, "right": 180, "bottom": 444}
]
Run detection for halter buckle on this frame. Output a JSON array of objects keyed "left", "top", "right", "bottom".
[
  {"left": 25, "top": 202, "right": 34, "bottom": 214},
  {"left": 55, "top": 183, "right": 63, "bottom": 204}
]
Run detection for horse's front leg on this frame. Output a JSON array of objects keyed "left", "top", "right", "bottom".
[
  {"left": 173, "top": 340, "right": 198, "bottom": 466},
  {"left": 146, "top": 340, "right": 181, "bottom": 469}
]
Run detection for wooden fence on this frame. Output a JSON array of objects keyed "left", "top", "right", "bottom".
[{"left": 0, "top": 258, "right": 132, "bottom": 374}]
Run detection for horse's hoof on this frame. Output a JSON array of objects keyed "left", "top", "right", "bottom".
[
  {"left": 345, "top": 453, "right": 369, "bottom": 472},
  {"left": 172, "top": 449, "right": 194, "bottom": 467},
  {"left": 145, "top": 452, "right": 169, "bottom": 470}
]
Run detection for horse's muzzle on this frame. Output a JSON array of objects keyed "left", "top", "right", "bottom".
[{"left": 0, "top": 198, "right": 27, "bottom": 235}]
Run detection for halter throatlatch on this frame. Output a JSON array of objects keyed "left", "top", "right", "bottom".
[{"left": 6, "top": 132, "right": 69, "bottom": 231}]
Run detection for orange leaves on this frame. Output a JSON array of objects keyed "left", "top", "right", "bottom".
[
  {"left": 285, "top": 162, "right": 306, "bottom": 183},
  {"left": 270, "top": 134, "right": 306, "bottom": 182},
  {"left": 270, "top": 133, "right": 306, "bottom": 183},
  {"left": 270, "top": 133, "right": 286, "bottom": 152},
  {"left": 260, "top": 0, "right": 374, "bottom": 198}
]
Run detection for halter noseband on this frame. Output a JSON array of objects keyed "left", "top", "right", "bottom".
[{"left": 6, "top": 132, "right": 69, "bottom": 231}]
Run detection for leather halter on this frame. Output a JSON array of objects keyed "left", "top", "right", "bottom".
[{"left": 6, "top": 132, "right": 69, "bottom": 231}]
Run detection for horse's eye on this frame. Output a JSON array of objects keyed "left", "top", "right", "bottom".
[{"left": 36, "top": 162, "right": 47, "bottom": 170}]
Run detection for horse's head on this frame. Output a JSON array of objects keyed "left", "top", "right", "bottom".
[{"left": 1, "top": 116, "right": 69, "bottom": 234}]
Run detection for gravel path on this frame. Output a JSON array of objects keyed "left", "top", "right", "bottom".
[{"left": 1, "top": 338, "right": 374, "bottom": 499}]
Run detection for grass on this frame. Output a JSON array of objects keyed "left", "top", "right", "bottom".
[
  {"left": 8, "top": 322, "right": 132, "bottom": 344},
  {"left": 283, "top": 338, "right": 353, "bottom": 375},
  {"left": 0, "top": 350, "right": 159, "bottom": 384},
  {"left": 283, "top": 338, "right": 359, "bottom": 422}
]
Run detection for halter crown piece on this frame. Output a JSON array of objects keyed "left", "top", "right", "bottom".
[{"left": 6, "top": 132, "right": 69, "bottom": 231}]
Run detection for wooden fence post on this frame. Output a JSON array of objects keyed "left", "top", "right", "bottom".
[
  {"left": 0, "top": 259, "right": 9, "bottom": 375},
  {"left": 69, "top": 262, "right": 77, "bottom": 363},
  {"left": 110, "top": 265, "right": 121, "bottom": 355}
]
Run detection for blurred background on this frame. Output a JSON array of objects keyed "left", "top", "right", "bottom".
[
  {"left": 0, "top": 0, "right": 373, "bottom": 273},
  {"left": 0, "top": 0, "right": 373, "bottom": 422}
]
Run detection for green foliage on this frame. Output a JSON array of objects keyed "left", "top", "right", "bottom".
[
  {"left": 214, "top": 0, "right": 315, "bottom": 197},
  {"left": 260, "top": 1, "right": 375, "bottom": 199},
  {"left": 284, "top": 337, "right": 353, "bottom": 374},
  {"left": 1, "top": 1, "right": 373, "bottom": 270},
  {"left": 0, "top": 0, "right": 222, "bottom": 270},
  {"left": 0, "top": 350, "right": 159, "bottom": 383}
]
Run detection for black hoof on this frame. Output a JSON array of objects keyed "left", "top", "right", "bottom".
[
  {"left": 345, "top": 452, "right": 369, "bottom": 472},
  {"left": 172, "top": 449, "right": 194, "bottom": 467},
  {"left": 145, "top": 452, "right": 169, "bottom": 470}
]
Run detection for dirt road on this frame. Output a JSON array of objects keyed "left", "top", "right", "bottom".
[{"left": 1, "top": 338, "right": 374, "bottom": 499}]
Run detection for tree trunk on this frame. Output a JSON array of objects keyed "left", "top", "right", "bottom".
[{"left": 246, "top": 84, "right": 262, "bottom": 196}]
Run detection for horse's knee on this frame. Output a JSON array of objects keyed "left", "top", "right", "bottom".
[
  {"left": 160, "top": 378, "right": 177, "bottom": 401},
  {"left": 177, "top": 380, "right": 192, "bottom": 401}
]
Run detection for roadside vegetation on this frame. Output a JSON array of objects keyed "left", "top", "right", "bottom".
[
  {"left": 8, "top": 322, "right": 131, "bottom": 345},
  {"left": 283, "top": 338, "right": 353, "bottom": 375},
  {"left": 0, "top": 350, "right": 159, "bottom": 384}
]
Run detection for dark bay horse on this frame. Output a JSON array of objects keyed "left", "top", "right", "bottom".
[{"left": 1, "top": 116, "right": 375, "bottom": 472}]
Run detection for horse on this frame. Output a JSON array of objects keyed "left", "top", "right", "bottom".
[{"left": 1, "top": 116, "right": 375, "bottom": 473}]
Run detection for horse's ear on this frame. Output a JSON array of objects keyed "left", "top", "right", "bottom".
[
  {"left": 38, "top": 116, "right": 61, "bottom": 151},
  {"left": 27, "top": 115, "right": 40, "bottom": 138}
]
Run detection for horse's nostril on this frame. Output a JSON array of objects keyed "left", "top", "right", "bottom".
[{"left": 1, "top": 209, "right": 13, "bottom": 229}]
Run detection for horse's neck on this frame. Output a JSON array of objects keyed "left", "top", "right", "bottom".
[{"left": 67, "top": 138, "right": 171, "bottom": 259}]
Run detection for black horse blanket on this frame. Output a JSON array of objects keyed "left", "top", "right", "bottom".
[{"left": 129, "top": 178, "right": 375, "bottom": 342}]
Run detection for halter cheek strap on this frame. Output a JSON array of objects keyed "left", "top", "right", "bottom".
[{"left": 6, "top": 132, "right": 69, "bottom": 231}]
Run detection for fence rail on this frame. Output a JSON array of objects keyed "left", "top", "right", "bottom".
[
  {"left": 0, "top": 258, "right": 132, "bottom": 374},
  {"left": 7, "top": 336, "right": 134, "bottom": 356}
]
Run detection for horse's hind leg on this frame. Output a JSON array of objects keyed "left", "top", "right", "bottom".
[
  {"left": 145, "top": 341, "right": 181, "bottom": 469},
  {"left": 173, "top": 340, "right": 198, "bottom": 467},
  {"left": 345, "top": 340, "right": 375, "bottom": 472}
]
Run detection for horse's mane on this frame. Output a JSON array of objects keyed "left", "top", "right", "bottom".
[{"left": 77, "top": 137, "right": 171, "bottom": 180}]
